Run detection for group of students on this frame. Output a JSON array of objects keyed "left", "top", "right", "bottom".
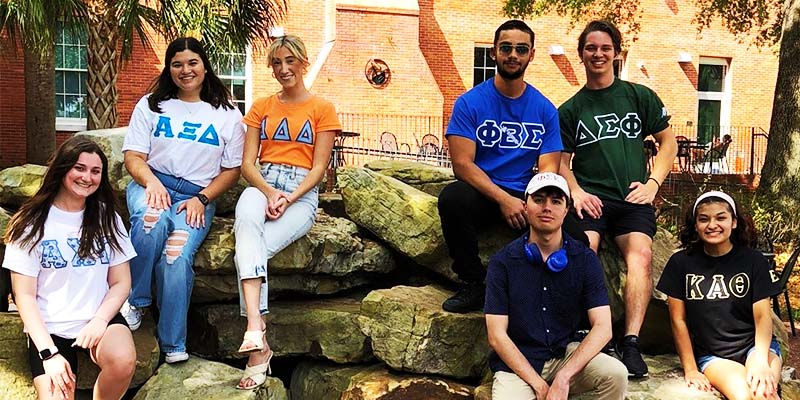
[
  {"left": 2, "top": 34, "right": 337, "bottom": 399},
  {"left": 0, "top": 19, "right": 785, "bottom": 400},
  {"left": 435, "top": 19, "right": 784, "bottom": 400}
]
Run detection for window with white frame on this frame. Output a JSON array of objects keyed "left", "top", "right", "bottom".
[
  {"left": 55, "top": 24, "right": 88, "bottom": 130},
  {"left": 214, "top": 50, "right": 250, "bottom": 115},
  {"left": 473, "top": 46, "right": 495, "bottom": 86},
  {"left": 697, "top": 57, "right": 731, "bottom": 144},
  {"left": 613, "top": 51, "right": 627, "bottom": 79}
]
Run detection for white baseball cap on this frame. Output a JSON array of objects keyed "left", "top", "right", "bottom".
[{"left": 525, "top": 172, "right": 570, "bottom": 198}]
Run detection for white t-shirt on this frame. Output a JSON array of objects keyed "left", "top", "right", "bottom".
[
  {"left": 2, "top": 207, "right": 136, "bottom": 338},
  {"left": 122, "top": 95, "right": 246, "bottom": 187}
]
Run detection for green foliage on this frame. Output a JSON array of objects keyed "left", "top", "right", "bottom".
[
  {"left": 0, "top": 0, "right": 85, "bottom": 59},
  {"left": 503, "top": 0, "right": 783, "bottom": 47},
  {"left": 750, "top": 197, "right": 800, "bottom": 247}
]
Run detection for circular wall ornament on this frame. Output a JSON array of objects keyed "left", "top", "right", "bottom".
[{"left": 365, "top": 59, "right": 391, "bottom": 88}]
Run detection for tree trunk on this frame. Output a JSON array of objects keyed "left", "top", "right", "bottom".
[
  {"left": 85, "top": 0, "right": 118, "bottom": 130},
  {"left": 758, "top": 0, "right": 800, "bottom": 211},
  {"left": 23, "top": 40, "right": 56, "bottom": 165}
]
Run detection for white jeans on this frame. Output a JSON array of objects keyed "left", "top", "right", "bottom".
[{"left": 233, "top": 163, "right": 318, "bottom": 316}]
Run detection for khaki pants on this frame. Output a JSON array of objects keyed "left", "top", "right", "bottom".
[{"left": 492, "top": 342, "right": 627, "bottom": 400}]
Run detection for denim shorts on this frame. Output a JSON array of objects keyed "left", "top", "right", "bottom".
[{"left": 696, "top": 336, "right": 782, "bottom": 372}]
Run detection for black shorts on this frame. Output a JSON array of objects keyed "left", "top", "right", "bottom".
[
  {"left": 28, "top": 313, "right": 128, "bottom": 379},
  {"left": 571, "top": 197, "right": 657, "bottom": 238}
]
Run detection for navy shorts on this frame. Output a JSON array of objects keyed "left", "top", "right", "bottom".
[
  {"left": 28, "top": 313, "right": 128, "bottom": 379},
  {"left": 571, "top": 197, "right": 656, "bottom": 238}
]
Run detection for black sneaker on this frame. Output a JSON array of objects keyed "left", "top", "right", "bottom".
[
  {"left": 442, "top": 283, "right": 484, "bottom": 313},
  {"left": 619, "top": 335, "right": 649, "bottom": 378}
]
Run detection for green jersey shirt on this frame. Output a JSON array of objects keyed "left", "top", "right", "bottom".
[{"left": 559, "top": 78, "right": 670, "bottom": 201}]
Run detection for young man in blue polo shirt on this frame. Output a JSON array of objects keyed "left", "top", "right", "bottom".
[{"left": 485, "top": 172, "right": 627, "bottom": 399}]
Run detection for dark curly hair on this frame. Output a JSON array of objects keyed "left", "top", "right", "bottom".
[{"left": 678, "top": 195, "right": 758, "bottom": 251}]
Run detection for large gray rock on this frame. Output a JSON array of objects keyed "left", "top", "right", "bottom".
[
  {"left": 290, "top": 362, "right": 474, "bottom": 400},
  {"left": 191, "top": 273, "right": 376, "bottom": 303},
  {"left": 338, "top": 166, "right": 515, "bottom": 281},
  {"left": 77, "top": 314, "right": 159, "bottom": 389},
  {"left": 0, "top": 164, "right": 46, "bottom": 208},
  {"left": 188, "top": 299, "right": 371, "bottom": 363},
  {"left": 74, "top": 128, "right": 129, "bottom": 193},
  {"left": 364, "top": 159, "right": 455, "bottom": 196},
  {"left": 358, "top": 285, "right": 488, "bottom": 378},
  {"left": 0, "top": 313, "right": 36, "bottom": 400},
  {"left": 132, "top": 356, "right": 286, "bottom": 400}
]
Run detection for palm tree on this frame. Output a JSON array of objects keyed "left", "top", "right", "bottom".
[
  {"left": 0, "top": 0, "right": 86, "bottom": 164},
  {"left": 86, "top": 0, "right": 287, "bottom": 130},
  {"left": 0, "top": 0, "right": 286, "bottom": 161}
]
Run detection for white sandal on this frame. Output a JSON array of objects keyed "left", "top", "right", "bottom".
[
  {"left": 237, "top": 329, "right": 266, "bottom": 354},
  {"left": 236, "top": 350, "right": 273, "bottom": 390}
]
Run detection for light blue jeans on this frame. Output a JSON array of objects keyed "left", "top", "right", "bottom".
[
  {"left": 127, "top": 170, "right": 216, "bottom": 353},
  {"left": 234, "top": 163, "right": 318, "bottom": 316}
]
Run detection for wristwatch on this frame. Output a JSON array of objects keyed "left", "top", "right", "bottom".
[
  {"left": 39, "top": 346, "right": 59, "bottom": 360},
  {"left": 195, "top": 193, "right": 209, "bottom": 206}
]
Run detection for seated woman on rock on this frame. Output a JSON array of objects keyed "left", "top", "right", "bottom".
[
  {"left": 3, "top": 137, "right": 137, "bottom": 400},
  {"left": 657, "top": 191, "right": 782, "bottom": 400},
  {"left": 233, "top": 34, "right": 341, "bottom": 390}
]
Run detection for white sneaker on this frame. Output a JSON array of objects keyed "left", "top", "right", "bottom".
[
  {"left": 120, "top": 300, "right": 143, "bottom": 331},
  {"left": 165, "top": 351, "right": 189, "bottom": 364}
]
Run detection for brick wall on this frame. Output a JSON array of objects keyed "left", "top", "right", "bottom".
[{"left": 0, "top": 0, "right": 780, "bottom": 167}]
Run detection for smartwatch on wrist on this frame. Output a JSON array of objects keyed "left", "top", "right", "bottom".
[
  {"left": 39, "top": 346, "right": 59, "bottom": 360},
  {"left": 195, "top": 193, "right": 209, "bottom": 206}
]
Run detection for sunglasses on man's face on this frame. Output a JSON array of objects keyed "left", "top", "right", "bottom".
[{"left": 497, "top": 44, "right": 531, "bottom": 56}]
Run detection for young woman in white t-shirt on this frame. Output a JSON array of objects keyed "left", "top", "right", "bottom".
[{"left": 2, "top": 136, "right": 137, "bottom": 400}]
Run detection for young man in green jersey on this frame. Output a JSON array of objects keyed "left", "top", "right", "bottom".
[{"left": 558, "top": 20, "right": 678, "bottom": 379}]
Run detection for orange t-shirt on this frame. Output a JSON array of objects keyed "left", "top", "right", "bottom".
[{"left": 243, "top": 94, "right": 342, "bottom": 169}]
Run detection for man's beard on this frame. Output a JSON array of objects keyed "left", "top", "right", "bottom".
[{"left": 496, "top": 62, "right": 527, "bottom": 80}]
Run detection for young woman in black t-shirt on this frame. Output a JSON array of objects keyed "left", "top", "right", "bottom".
[{"left": 656, "top": 191, "right": 782, "bottom": 400}]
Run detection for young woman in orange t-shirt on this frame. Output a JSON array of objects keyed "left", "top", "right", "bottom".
[{"left": 233, "top": 35, "right": 341, "bottom": 390}]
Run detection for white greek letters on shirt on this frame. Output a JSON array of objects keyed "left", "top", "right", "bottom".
[
  {"left": 475, "top": 120, "right": 543, "bottom": 150},
  {"left": 685, "top": 272, "right": 750, "bottom": 300},
  {"left": 575, "top": 112, "right": 642, "bottom": 147},
  {"left": 40, "top": 238, "right": 109, "bottom": 269}
]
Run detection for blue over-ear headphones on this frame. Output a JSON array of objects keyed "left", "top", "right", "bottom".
[{"left": 523, "top": 235, "right": 568, "bottom": 272}]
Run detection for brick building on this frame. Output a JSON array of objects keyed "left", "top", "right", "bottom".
[{"left": 0, "top": 0, "right": 779, "bottom": 171}]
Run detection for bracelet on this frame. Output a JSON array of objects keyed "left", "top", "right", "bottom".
[{"left": 647, "top": 177, "right": 661, "bottom": 189}]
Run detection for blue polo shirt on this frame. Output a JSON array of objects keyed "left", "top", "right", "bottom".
[{"left": 484, "top": 233, "right": 609, "bottom": 373}]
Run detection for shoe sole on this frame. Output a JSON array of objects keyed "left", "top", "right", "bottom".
[
  {"left": 628, "top": 372, "right": 649, "bottom": 379},
  {"left": 165, "top": 355, "right": 189, "bottom": 364},
  {"left": 127, "top": 320, "right": 141, "bottom": 331}
]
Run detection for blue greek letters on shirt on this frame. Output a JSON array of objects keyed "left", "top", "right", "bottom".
[
  {"left": 575, "top": 112, "right": 642, "bottom": 147},
  {"left": 40, "top": 238, "right": 109, "bottom": 269},
  {"left": 153, "top": 116, "right": 220, "bottom": 146},
  {"left": 476, "top": 120, "right": 543, "bottom": 150},
  {"left": 259, "top": 116, "right": 315, "bottom": 144}
]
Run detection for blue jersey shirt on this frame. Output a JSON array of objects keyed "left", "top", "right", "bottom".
[
  {"left": 446, "top": 79, "right": 562, "bottom": 192},
  {"left": 484, "top": 233, "right": 609, "bottom": 374}
]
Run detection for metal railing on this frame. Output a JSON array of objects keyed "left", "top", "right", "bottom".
[{"left": 668, "top": 125, "right": 768, "bottom": 175}]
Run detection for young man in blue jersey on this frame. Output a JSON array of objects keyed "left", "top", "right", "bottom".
[
  {"left": 485, "top": 172, "right": 627, "bottom": 399},
  {"left": 438, "top": 20, "right": 586, "bottom": 313}
]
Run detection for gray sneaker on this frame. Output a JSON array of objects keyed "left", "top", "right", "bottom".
[
  {"left": 165, "top": 351, "right": 189, "bottom": 364},
  {"left": 120, "top": 300, "right": 143, "bottom": 331}
]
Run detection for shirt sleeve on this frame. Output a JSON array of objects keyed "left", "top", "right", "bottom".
[
  {"left": 539, "top": 103, "right": 563, "bottom": 155},
  {"left": 445, "top": 96, "right": 476, "bottom": 141},
  {"left": 108, "top": 213, "right": 137, "bottom": 267},
  {"left": 751, "top": 251, "right": 782, "bottom": 302},
  {"left": 316, "top": 100, "right": 342, "bottom": 133},
  {"left": 581, "top": 250, "right": 610, "bottom": 310},
  {"left": 642, "top": 87, "right": 671, "bottom": 136},
  {"left": 220, "top": 109, "right": 246, "bottom": 169},
  {"left": 1, "top": 241, "right": 40, "bottom": 278},
  {"left": 242, "top": 97, "right": 267, "bottom": 129},
  {"left": 484, "top": 254, "right": 510, "bottom": 315},
  {"left": 558, "top": 104, "right": 576, "bottom": 153},
  {"left": 122, "top": 96, "right": 155, "bottom": 155},
  {"left": 656, "top": 253, "right": 684, "bottom": 300}
]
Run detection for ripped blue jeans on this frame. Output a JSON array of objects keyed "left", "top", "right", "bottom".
[
  {"left": 234, "top": 163, "right": 318, "bottom": 316},
  {"left": 126, "top": 171, "right": 215, "bottom": 353}
]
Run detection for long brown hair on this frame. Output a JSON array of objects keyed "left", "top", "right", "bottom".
[{"left": 4, "top": 137, "right": 124, "bottom": 259}]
